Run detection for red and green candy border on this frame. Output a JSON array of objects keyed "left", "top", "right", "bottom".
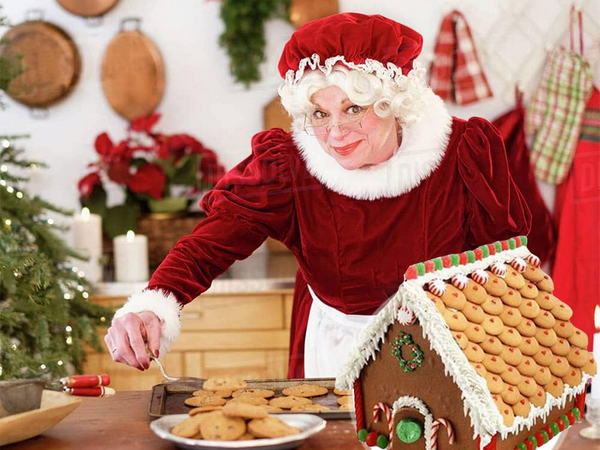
[
  {"left": 405, "top": 236, "right": 528, "bottom": 281},
  {"left": 513, "top": 407, "right": 581, "bottom": 450}
]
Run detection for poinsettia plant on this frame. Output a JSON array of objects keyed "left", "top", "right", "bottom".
[{"left": 78, "top": 113, "right": 225, "bottom": 238}]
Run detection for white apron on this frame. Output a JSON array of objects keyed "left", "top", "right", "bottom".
[{"left": 304, "top": 285, "right": 375, "bottom": 378}]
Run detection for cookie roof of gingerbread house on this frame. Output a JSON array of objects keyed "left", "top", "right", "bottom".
[{"left": 336, "top": 236, "right": 596, "bottom": 447}]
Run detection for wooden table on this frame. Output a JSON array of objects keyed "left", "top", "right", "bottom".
[{"left": 7, "top": 391, "right": 598, "bottom": 450}]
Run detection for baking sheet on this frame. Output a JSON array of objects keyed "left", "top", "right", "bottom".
[{"left": 148, "top": 377, "right": 353, "bottom": 420}]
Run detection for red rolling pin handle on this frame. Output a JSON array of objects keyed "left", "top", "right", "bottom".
[
  {"left": 60, "top": 374, "right": 110, "bottom": 388},
  {"left": 65, "top": 386, "right": 115, "bottom": 397}
]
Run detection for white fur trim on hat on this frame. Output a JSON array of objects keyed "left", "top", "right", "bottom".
[
  {"left": 113, "top": 289, "right": 182, "bottom": 357},
  {"left": 292, "top": 89, "right": 453, "bottom": 200}
]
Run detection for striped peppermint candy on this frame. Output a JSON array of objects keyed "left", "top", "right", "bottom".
[
  {"left": 451, "top": 274, "right": 469, "bottom": 290},
  {"left": 510, "top": 257, "right": 527, "bottom": 273},
  {"left": 397, "top": 307, "right": 416, "bottom": 325},
  {"left": 428, "top": 279, "right": 446, "bottom": 296},
  {"left": 490, "top": 262, "right": 507, "bottom": 278},
  {"left": 526, "top": 254, "right": 541, "bottom": 267},
  {"left": 373, "top": 403, "right": 393, "bottom": 449},
  {"left": 472, "top": 269, "right": 489, "bottom": 285},
  {"left": 431, "top": 418, "right": 455, "bottom": 450}
]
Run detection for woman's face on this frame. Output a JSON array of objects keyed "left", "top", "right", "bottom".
[{"left": 307, "top": 85, "right": 399, "bottom": 170}]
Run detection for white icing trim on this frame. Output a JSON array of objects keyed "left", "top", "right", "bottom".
[
  {"left": 113, "top": 289, "right": 182, "bottom": 357},
  {"left": 391, "top": 396, "right": 435, "bottom": 450},
  {"left": 336, "top": 246, "right": 592, "bottom": 447},
  {"left": 291, "top": 89, "right": 452, "bottom": 200}
]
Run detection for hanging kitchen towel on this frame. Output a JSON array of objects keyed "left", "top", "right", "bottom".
[
  {"left": 429, "top": 10, "right": 493, "bottom": 105},
  {"left": 526, "top": 6, "right": 594, "bottom": 185}
]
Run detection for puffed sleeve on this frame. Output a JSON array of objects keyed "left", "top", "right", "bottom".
[{"left": 458, "top": 117, "right": 532, "bottom": 248}]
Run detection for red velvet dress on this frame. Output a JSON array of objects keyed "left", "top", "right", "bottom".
[{"left": 148, "top": 117, "right": 531, "bottom": 378}]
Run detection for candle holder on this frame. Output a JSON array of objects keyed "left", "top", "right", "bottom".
[{"left": 580, "top": 397, "right": 600, "bottom": 439}]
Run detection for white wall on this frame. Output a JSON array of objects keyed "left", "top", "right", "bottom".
[{"left": 1, "top": 0, "right": 599, "bottom": 221}]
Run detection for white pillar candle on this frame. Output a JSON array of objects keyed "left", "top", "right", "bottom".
[
  {"left": 592, "top": 305, "right": 600, "bottom": 399},
  {"left": 72, "top": 207, "right": 103, "bottom": 283},
  {"left": 113, "top": 230, "right": 149, "bottom": 282}
]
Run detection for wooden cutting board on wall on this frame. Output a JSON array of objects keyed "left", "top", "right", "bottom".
[
  {"left": 101, "top": 24, "right": 165, "bottom": 121},
  {"left": 0, "top": 21, "right": 80, "bottom": 107},
  {"left": 56, "top": 0, "right": 120, "bottom": 17}
]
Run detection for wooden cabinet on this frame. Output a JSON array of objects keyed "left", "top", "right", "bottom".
[{"left": 84, "top": 290, "right": 294, "bottom": 391}]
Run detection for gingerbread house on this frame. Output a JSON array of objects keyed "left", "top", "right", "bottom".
[{"left": 336, "top": 236, "right": 597, "bottom": 450}]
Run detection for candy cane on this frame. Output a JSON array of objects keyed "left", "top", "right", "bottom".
[
  {"left": 431, "top": 418, "right": 455, "bottom": 450},
  {"left": 373, "top": 403, "right": 393, "bottom": 449}
]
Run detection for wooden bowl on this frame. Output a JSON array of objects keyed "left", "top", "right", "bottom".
[
  {"left": 56, "top": 0, "right": 120, "bottom": 17},
  {"left": 0, "top": 390, "right": 82, "bottom": 446}
]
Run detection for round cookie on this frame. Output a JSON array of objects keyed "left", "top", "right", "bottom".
[
  {"left": 563, "top": 367, "right": 582, "bottom": 387},
  {"left": 534, "top": 366, "right": 552, "bottom": 386},
  {"left": 518, "top": 337, "right": 540, "bottom": 356},
  {"left": 583, "top": 356, "right": 597, "bottom": 376},
  {"left": 189, "top": 405, "right": 224, "bottom": 416},
  {"left": 499, "top": 307, "right": 523, "bottom": 327},
  {"left": 498, "top": 328, "right": 523, "bottom": 347},
  {"left": 281, "top": 383, "right": 328, "bottom": 398},
  {"left": 229, "top": 395, "right": 269, "bottom": 406},
  {"left": 333, "top": 389, "right": 352, "bottom": 396},
  {"left": 232, "top": 389, "right": 275, "bottom": 399},
  {"left": 533, "top": 310, "right": 556, "bottom": 329},
  {"left": 483, "top": 272, "right": 509, "bottom": 297},
  {"left": 485, "top": 372, "right": 505, "bottom": 394},
  {"left": 512, "top": 396, "right": 531, "bottom": 418},
  {"left": 519, "top": 282, "right": 539, "bottom": 300},
  {"left": 501, "top": 288, "right": 523, "bottom": 308},
  {"left": 551, "top": 301, "right": 573, "bottom": 321},
  {"left": 451, "top": 331, "right": 469, "bottom": 349},
  {"left": 464, "top": 343, "right": 486, "bottom": 363},
  {"left": 549, "top": 356, "right": 570, "bottom": 378},
  {"left": 500, "top": 366, "right": 523, "bottom": 385},
  {"left": 529, "top": 386, "right": 547, "bottom": 408},
  {"left": 516, "top": 319, "right": 537, "bottom": 338},
  {"left": 500, "top": 384, "right": 521, "bottom": 405},
  {"left": 496, "top": 398, "right": 515, "bottom": 427},
  {"left": 185, "top": 395, "right": 227, "bottom": 408},
  {"left": 426, "top": 292, "right": 446, "bottom": 314},
  {"left": 464, "top": 323, "right": 486, "bottom": 344},
  {"left": 481, "top": 335, "right": 504, "bottom": 355},
  {"left": 517, "top": 377, "right": 539, "bottom": 397},
  {"left": 504, "top": 268, "right": 527, "bottom": 290},
  {"left": 481, "top": 296, "right": 504, "bottom": 316},
  {"left": 566, "top": 347, "right": 589, "bottom": 368},
  {"left": 537, "top": 273, "right": 554, "bottom": 292},
  {"left": 535, "top": 327, "right": 558, "bottom": 348},
  {"left": 482, "top": 315, "right": 504, "bottom": 336},
  {"left": 500, "top": 345, "right": 524, "bottom": 366},
  {"left": 471, "top": 362, "right": 488, "bottom": 378},
  {"left": 482, "top": 354, "right": 508, "bottom": 374},
  {"left": 462, "top": 303, "right": 486, "bottom": 324},
  {"left": 568, "top": 329, "right": 589, "bottom": 349},
  {"left": 546, "top": 376, "right": 564, "bottom": 398},
  {"left": 247, "top": 416, "right": 301, "bottom": 438},
  {"left": 199, "top": 411, "right": 246, "bottom": 441},
  {"left": 440, "top": 284, "right": 468, "bottom": 310},
  {"left": 337, "top": 395, "right": 353, "bottom": 406},
  {"left": 269, "top": 395, "right": 312, "bottom": 409},
  {"left": 462, "top": 280, "right": 488, "bottom": 304},
  {"left": 532, "top": 347, "right": 553, "bottom": 367},
  {"left": 554, "top": 320, "right": 574, "bottom": 339},
  {"left": 203, "top": 377, "right": 248, "bottom": 392},
  {"left": 523, "top": 264, "right": 545, "bottom": 283},
  {"left": 291, "top": 404, "right": 331, "bottom": 412},
  {"left": 222, "top": 402, "right": 268, "bottom": 419},
  {"left": 443, "top": 310, "right": 468, "bottom": 332},
  {"left": 171, "top": 415, "right": 204, "bottom": 438},
  {"left": 551, "top": 338, "right": 571, "bottom": 357},
  {"left": 517, "top": 356, "right": 539, "bottom": 377},
  {"left": 536, "top": 292, "right": 558, "bottom": 311},
  {"left": 518, "top": 299, "right": 541, "bottom": 319}
]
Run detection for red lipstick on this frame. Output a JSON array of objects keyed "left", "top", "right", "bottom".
[{"left": 332, "top": 141, "right": 360, "bottom": 156}]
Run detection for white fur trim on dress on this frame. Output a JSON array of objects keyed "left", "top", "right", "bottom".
[
  {"left": 113, "top": 289, "right": 182, "bottom": 357},
  {"left": 292, "top": 89, "right": 452, "bottom": 200}
]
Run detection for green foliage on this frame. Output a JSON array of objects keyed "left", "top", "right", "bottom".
[
  {"left": 0, "top": 137, "right": 113, "bottom": 380},
  {"left": 219, "top": 0, "right": 290, "bottom": 87},
  {"left": 0, "top": 5, "right": 24, "bottom": 108}
]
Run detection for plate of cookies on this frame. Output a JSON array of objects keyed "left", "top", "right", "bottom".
[{"left": 150, "top": 401, "right": 326, "bottom": 449}]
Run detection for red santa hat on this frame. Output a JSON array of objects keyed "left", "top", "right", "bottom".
[{"left": 278, "top": 13, "right": 423, "bottom": 86}]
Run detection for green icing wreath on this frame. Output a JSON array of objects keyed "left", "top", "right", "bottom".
[{"left": 391, "top": 332, "right": 424, "bottom": 372}]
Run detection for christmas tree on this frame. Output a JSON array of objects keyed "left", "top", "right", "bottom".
[{"left": 0, "top": 137, "right": 113, "bottom": 380}]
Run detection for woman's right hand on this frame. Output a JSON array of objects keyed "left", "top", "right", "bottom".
[{"left": 105, "top": 310, "right": 162, "bottom": 371}]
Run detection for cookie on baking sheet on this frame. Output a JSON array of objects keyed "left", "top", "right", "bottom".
[
  {"left": 334, "top": 388, "right": 352, "bottom": 396},
  {"left": 248, "top": 416, "right": 301, "bottom": 438},
  {"left": 228, "top": 395, "right": 269, "bottom": 406},
  {"left": 199, "top": 411, "right": 246, "bottom": 441},
  {"left": 337, "top": 395, "right": 353, "bottom": 406},
  {"left": 269, "top": 395, "right": 312, "bottom": 409},
  {"left": 338, "top": 402, "right": 354, "bottom": 410},
  {"left": 222, "top": 402, "right": 268, "bottom": 419},
  {"left": 291, "top": 404, "right": 331, "bottom": 412},
  {"left": 281, "top": 383, "right": 328, "bottom": 398},
  {"left": 232, "top": 388, "right": 275, "bottom": 399},
  {"left": 189, "top": 405, "right": 223, "bottom": 416},
  {"left": 203, "top": 376, "right": 248, "bottom": 392},
  {"left": 185, "top": 395, "right": 227, "bottom": 407}
]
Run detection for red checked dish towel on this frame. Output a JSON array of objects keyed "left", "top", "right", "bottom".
[{"left": 429, "top": 10, "right": 493, "bottom": 105}]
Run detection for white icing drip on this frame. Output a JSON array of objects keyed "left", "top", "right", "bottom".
[{"left": 391, "top": 396, "right": 435, "bottom": 450}]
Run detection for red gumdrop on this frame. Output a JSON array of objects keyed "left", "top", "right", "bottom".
[
  {"left": 524, "top": 439, "right": 534, "bottom": 450},
  {"left": 366, "top": 431, "right": 378, "bottom": 447},
  {"left": 544, "top": 425, "right": 554, "bottom": 439},
  {"left": 566, "top": 411, "right": 576, "bottom": 425},
  {"left": 442, "top": 256, "right": 452, "bottom": 268},
  {"left": 557, "top": 418, "right": 566, "bottom": 431},
  {"left": 405, "top": 266, "right": 418, "bottom": 280}
]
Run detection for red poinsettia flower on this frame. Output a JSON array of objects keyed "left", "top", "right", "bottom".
[
  {"left": 78, "top": 172, "right": 102, "bottom": 199},
  {"left": 154, "top": 135, "right": 170, "bottom": 160},
  {"left": 94, "top": 132, "right": 113, "bottom": 157},
  {"left": 127, "top": 163, "right": 166, "bottom": 199},
  {"left": 107, "top": 159, "right": 132, "bottom": 184},
  {"left": 130, "top": 113, "right": 161, "bottom": 133}
]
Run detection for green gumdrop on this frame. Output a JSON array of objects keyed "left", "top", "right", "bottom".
[
  {"left": 434, "top": 258, "right": 443, "bottom": 271},
  {"left": 396, "top": 419, "right": 422, "bottom": 444},
  {"left": 481, "top": 246, "right": 490, "bottom": 258},
  {"left": 516, "top": 443, "right": 527, "bottom": 450},
  {"left": 527, "top": 436, "right": 538, "bottom": 449},
  {"left": 450, "top": 254, "right": 460, "bottom": 266},
  {"left": 494, "top": 242, "right": 502, "bottom": 252},
  {"left": 550, "top": 422, "right": 560, "bottom": 435},
  {"left": 560, "top": 415, "right": 570, "bottom": 428},
  {"left": 572, "top": 407, "right": 581, "bottom": 420},
  {"left": 521, "top": 236, "right": 528, "bottom": 245},
  {"left": 540, "top": 430, "right": 550, "bottom": 443},
  {"left": 416, "top": 263, "right": 425, "bottom": 276},
  {"left": 376, "top": 434, "right": 389, "bottom": 449},
  {"left": 358, "top": 429, "right": 368, "bottom": 442},
  {"left": 467, "top": 251, "right": 475, "bottom": 263},
  {"left": 508, "top": 238, "right": 516, "bottom": 249}
]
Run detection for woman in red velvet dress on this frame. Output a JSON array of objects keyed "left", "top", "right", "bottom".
[{"left": 105, "top": 13, "right": 531, "bottom": 378}]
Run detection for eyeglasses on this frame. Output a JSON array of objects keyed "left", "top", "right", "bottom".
[{"left": 303, "top": 106, "right": 372, "bottom": 136}]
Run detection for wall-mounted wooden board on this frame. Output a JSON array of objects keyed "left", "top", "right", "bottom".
[{"left": 56, "top": 0, "right": 120, "bottom": 17}]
